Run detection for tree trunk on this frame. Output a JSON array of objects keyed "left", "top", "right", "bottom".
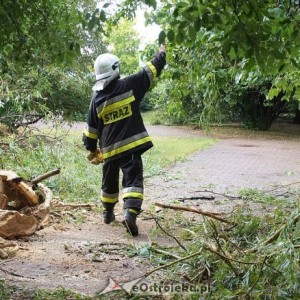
[{"left": 294, "top": 109, "right": 300, "bottom": 124}]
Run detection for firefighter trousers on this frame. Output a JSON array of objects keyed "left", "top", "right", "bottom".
[{"left": 101, "top": 152, "right": 144, "bottom": 211}]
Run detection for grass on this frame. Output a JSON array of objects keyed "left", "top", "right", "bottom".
[
  {"left": 144, "top": 136, "right": 215, "bottom": 177},
  {"left": 206, "top": 122, "right": 300, "bottom": 141},
  {"left": 141, "top": 110, "right": 158, "bottom": 125},
  {"left": 0, "top": 127, "right": 215, "bottom": 204},
  {"left": 142, "top": 110, "right": 300, "bottom": 141}
]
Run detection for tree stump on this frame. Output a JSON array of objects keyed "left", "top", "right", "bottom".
[{"left": 0, "top": 170, "right": 52, "bottom": 239}]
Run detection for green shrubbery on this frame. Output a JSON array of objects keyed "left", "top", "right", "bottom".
[{"left": 0, "top": 66, "right": 92, "bottom": 131}]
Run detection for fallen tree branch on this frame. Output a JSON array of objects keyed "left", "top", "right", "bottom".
[
  {"left": 192, "top": 189, "right": 241, "bottom": 199},
  {"left": 155, "top": 202, "right": 234, "bottom": 225},
  {"left": 178, "top": 196, "right": 215, "bottom": 202},
  {"left": 266, "top": 182, "right": 300, "bottom": 193},
  {"left": 52, "top": 202, "right": 95, "bottom": 210},
  {"left": 151, "top": 248, "right": 181, "bottom": 260},
  {"left": 0, "top": 266, "right": 35, "bottom": 279},
  {"left": 31, "top": 168, "right": 61, "bottom": 185}
]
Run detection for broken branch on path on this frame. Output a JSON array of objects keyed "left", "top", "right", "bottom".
[
  {"left": 192, "top": 189, "right": 241, "bottom": 199},
  {"left": 178, "top": 196, "right": 215, "bottom": 202},
  {"left": 155, "top": 202, "right": 234, "bottom": 225},
  {"left": 51, "top": 201, "right": 95, "bottom": 210}
]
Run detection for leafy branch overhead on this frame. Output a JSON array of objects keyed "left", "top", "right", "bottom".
[
  {"left": 141, "top": 0, "right": 300, "bottom": 128},
  {"left": 157, "top": 0, "right": 300, "bottom": 71}
]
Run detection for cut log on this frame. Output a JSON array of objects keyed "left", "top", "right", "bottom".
[
  {"left": 8, "top": 179, "right": 39, "bottom": 206},
  {"left": 0, "top": 170, "right": 39, "bottom": 206},
  {"left": 0, "top": 210, "right": 39, "bottom": 238},
  {"left": 0, "top": 170, "right": 53, "bottom": 238}
]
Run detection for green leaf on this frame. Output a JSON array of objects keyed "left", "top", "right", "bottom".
[
  {"left": 178, "top": 21, "right": 188, "bottom": 30},
  {"left": 139, "top": 246, "right": 150, "bottom": 257},
  {"left": 213, "top": 14, "right": 222, "bottom": 24},
  {"left": 100, "top": 10, "right": 106, "bottom": 22},
  {"left": 145, "top": 0, "right": 157, "bottom": 9},
  {"left": 167, "top": 29, "right": 175, "bottom": 42},
  {"left": 188, "top": 25, "right": 197, "bottom": 40},
  {"left": 68, "top": 42, "right": 74, "bottom": 51},
  {"left": 267, "top": 87, "right": 280, "bottom": 99},
  {"left": 75, "top": 43, "right": 81, "bottom": 56},
  {"left": 291, "top": 58, "right": 299, "bottom": 68},
  {"left": 278, "top": 64, "right": 285, "bottom": 72},
  {"left": 173, "top": 7, "right": 179, "bottom": 17},
  {"left": 222, "top": 39, "right": 231, "bottom": 55},
  {"left": 88, "top": 17, "right": 96, "bottom": 30},
  {"left": 272, "top": 50, "right": 285, "bottom": 59},
  {"left": 158, "top": 30, "right": 166, "bottom": 45},
  {"left": 194, "top": 17, "right": 201, "bottom": 31},
  {"left": 176, "top": 30, "right": 184, "bottom": 44},
  {"left": 235, "top": 73, "right": 243, "bottom": 84}
]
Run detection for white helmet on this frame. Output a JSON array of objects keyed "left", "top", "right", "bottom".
[{"left": 92, "top": 53, "right": 120, "bottom": 91}]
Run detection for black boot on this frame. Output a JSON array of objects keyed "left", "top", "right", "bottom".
[
  {"left": 102, "top": 202, "right": 116, "bottom": 224},
  {"left": 122, "top": 209, "right": 139, "bottom": 236}
]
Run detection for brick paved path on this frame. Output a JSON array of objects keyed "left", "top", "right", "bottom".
[{"left": 145, "top": 126, "right": 300, "bottom": 211}]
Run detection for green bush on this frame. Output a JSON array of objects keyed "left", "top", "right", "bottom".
[{"left": 0, "top": 65, "right": 92, "bottom": 130}]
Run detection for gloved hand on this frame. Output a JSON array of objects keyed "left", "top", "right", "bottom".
[{"left": 86, "top": 149, "right": 104, "bottom": 165}]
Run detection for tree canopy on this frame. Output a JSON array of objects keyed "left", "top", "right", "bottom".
[
  {"left": 0, "top": 0, "right": 108, "bottom": 129},
  {"left": 107, "top": 18, "right": 140, "bottom": 75},
  {"left": 136, "top": 0, "right": 300, "bottom": 128},
  {"left": 1, "top": 0, "right": 300, "bottom": 130}
]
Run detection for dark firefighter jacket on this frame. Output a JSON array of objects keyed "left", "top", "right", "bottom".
[{"left": 82, "top": 51, "right": 166, "bottom": 162}]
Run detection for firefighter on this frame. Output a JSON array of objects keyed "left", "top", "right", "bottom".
[{"left": 83, "top": 45, "right": 166, "bottom": 236}]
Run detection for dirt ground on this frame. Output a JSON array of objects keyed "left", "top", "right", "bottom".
[{"left": 1, "top": 123, "right": 300, "bottom": 298}]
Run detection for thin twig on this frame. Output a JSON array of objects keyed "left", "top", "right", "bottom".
[
  {"left": 155, "top": 202, "right": 234, "bottom": 225},
  {"left": 144, "top": 248, "right": 203, "bottom": 278},
  {"left": 52, "top": 202, "right": 95, "bottom": 210},
  {"left": 153, "top": 217, "right": 187, "bottom": 251},
  {"left": 151, "top": 248, "right": 181, "bottom": 260},
  {"left": 0, "top": 267, "right": 36, "bottom": 279},
  {"left": 265, "top": 182, "right": 300, "bottom": 193},
  {"left": 191, "top": 269, "right": 206, "bottom": 282},
  {"left": 203, "top": 243, "right": 238, "bottom": 276},
  {"left": 192, "top": 189, "right": 241, "bottom": 199},
  {"left": 245, "top": 256, "right": 268, "bottom": 298},
  {"left": 207, "top": 218, "right": 226, "bottom": 254},
  {"left": 178, "top": 196, "right": 215, "bottom": 202},
  {"left": 203, "top": 242, "right": 258, "bottom": 265},
  {"left": 246, "top": 212, "right": 300, "bottom": 253}
]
